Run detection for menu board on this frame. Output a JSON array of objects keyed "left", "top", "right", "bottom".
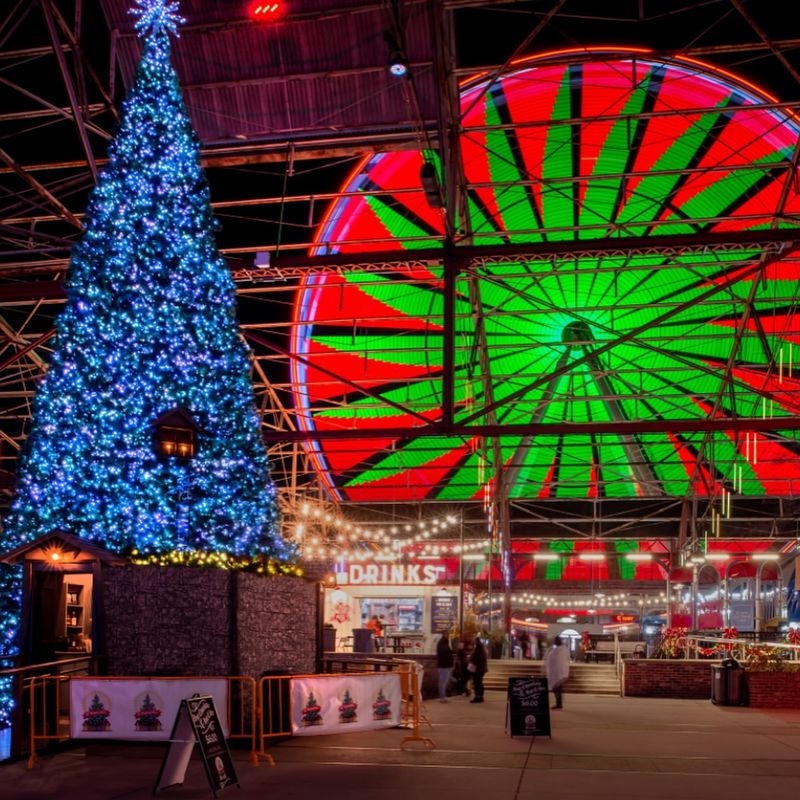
[
  {"left": 430, "top": 595, "right": 458, "bottom": 634},
  {"left": 154, "top": 695, "right": 238, "bottom": 797},
  {"left": 506, "top": 677, "right": 550, "bottom": 737}
]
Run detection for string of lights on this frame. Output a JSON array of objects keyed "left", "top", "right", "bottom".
[{"left": 293, "top": 504, "right": 488, "bottom": 561}]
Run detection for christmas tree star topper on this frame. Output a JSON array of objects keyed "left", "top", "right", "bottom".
[{"left": 131, "top": 0, "right": 185, "bottom": 38}]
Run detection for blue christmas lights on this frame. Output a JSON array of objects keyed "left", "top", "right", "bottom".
[
  {"left": 131, "top": 0, "right": 185, "bottom": 38},
  {"left": 0, "top": 0, "right": 294, "bottom": 724}
]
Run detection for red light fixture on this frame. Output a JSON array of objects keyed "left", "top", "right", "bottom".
[{"left": 250, "top": 1, "right": 285, "bottom": 21}]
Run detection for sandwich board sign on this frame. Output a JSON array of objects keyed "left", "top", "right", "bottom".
[
  {"left": 153, "top": 694, "right": 238, "bottom": 797},
  {"left": 506, "top": 676, "right": 551, "bottom": 737}
]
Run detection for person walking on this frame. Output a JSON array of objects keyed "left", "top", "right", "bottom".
[
  {"left": 544, "top": 635, "right": 570, "bottom": 709},
  {"left": 468, "top": 637, "right": 488, "bottom": 703},
  {"left": 436, "top": 632, "right": 454, "bottom": 702}
]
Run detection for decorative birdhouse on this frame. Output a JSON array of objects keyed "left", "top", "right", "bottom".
[{"left": 153, "top": 408, "right": 199, "bottom": 460}]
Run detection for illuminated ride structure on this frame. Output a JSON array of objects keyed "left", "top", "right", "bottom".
[
  {"left": 290, "top": 51, "right": 800, "bottom": 549},
  {"left": 1, "top": 3, "right": 800, "bottom": 602}
]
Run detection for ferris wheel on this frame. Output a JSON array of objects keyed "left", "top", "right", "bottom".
[{"left": 292, "top": 51, "right": 800, "bottom": 506}]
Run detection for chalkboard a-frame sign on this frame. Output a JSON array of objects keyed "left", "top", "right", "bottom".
[
  {"left": 506, "top": 676, "right": 551, "bottom": 737},
  {"left": 153, "top": 694, "right": 239, "bottom": 797}
]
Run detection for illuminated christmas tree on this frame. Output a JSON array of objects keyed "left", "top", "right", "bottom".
[{"left": 0, "top": 0, "right": 293, "bottom": 722}]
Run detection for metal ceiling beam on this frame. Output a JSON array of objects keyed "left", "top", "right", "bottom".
[
  {"left": 730, "top": 0, "right": 800, "bottom": 86},
  {"left": 268, "top": 228, "right": 800, "bottom": 270},
  {"left": 0, "top": 329, "right": 54, "bottom": 371},
  {"left": 0, "top": 228, "right": 797, "bottom": 298},
  {"left": 0, "top": 147, "right": 83, "bottom": 230},
  {"left": 262, "top": 415, "right": 800, "bottom": 441},
  {"left": 458, "top": 239, "right": 796, "bottom": 426},
  {"left": 244, "top": 329, "right": 433, "bottom": 424},
  {"left": 40, "top": 0, "right": 98, "bottom": 183}
]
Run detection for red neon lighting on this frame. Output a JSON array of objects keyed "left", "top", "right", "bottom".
[{"left": 250, "top": 1, "right": 285, "bottom": 21}]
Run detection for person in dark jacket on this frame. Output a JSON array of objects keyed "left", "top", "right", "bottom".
[
  {"left": 453, "top": 637, "right": 471, "bottom": 696},
  {"left": 518, "top": 629, "right": 531, "bottom": 659},
  {"left": 468, "top": 638, "right": 488, "bottom": 703},
  {"left": 436, "top": 632, "right": 454, "bottom": 701}
]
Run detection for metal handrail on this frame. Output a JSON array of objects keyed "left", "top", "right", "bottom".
[
  {"left": 2, "top": 654, "right": 100, "bottom": 760},
  {"left": 685, "top": 635, "right": 800, "bottom": 661},
  {"left": 0, "top": 655, "right": 98, "bottom": 677}
]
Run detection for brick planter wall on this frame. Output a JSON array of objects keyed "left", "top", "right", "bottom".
[
  {"left": 103, "top": 565, "right": 318, "bottom": 679},
  {"left": 746, "top": 671, "right": 800, "bottom": 708},
  {"left": 623, "top": 659, "right": 714, "bottom": 699}
]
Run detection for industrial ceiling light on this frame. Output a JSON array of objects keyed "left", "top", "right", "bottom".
[
  {"left": 384, "top": 30, "right": 408, "bottom": 78},
  {"left": 389, "top": 51, "right": 408, "bottom": 78},
  {"left": 249, "top": 1, "right": 285, "bottom": 22}
]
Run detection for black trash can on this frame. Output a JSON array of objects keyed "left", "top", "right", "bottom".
[
  {"left": 353, "top": 628, "right": 375, "bottom": 653},
  {"left": 711, "top": 659, "right": 745, "bottom": 706},
  {"left": 323, "top": 624, "right": 336, "bottom": 652}
]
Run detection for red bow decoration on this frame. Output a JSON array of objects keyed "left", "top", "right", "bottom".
[
  {"left": 722, "top": 627, "right": 738, "bottom": 651},
  {"left": 788, "top": 628, "right": 800, "bottom": 646}
]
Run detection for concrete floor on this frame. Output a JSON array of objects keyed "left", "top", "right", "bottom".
[{"left": 3, "top": 691, "right": 800, "bottom": 799}]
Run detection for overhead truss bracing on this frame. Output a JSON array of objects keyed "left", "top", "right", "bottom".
[{"left": 2, "top": 1, "right": 800, "bottom": 546}]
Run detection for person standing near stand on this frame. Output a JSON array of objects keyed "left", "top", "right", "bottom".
[
  {"left": 544, "top": 635, "right": 570, "bottom": 710},
  {"left": 436, "top": 632, "right": 454, "bottom": 702},
  {"left": 366, "top": 615, "right": 383, "bottom": 650},
  {"left": 518, "top": 629, "right": 531, "bottom": 659},
  {"left": 454, "top": 636, "right": 471, "bottom": 696},
  {"left": 468, "top": 638, "right": 488, "bottom": 703}
]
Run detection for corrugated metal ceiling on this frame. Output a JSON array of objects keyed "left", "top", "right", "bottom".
[{"left": 99, "top": 0, "right": 438, "bottom": 146}]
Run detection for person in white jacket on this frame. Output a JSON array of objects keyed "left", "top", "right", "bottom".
[{"left": 544, "top": 636, "right": 571, "bottom": 709}]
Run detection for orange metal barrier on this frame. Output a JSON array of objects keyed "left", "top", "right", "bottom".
[
  {"left": 27, "top": 675, "right": 257, "bottom": 769},
  {"left": 398, "top": 663, "right": 434, "bottom": 750},
  {"left": 26, "top": 664, "right": 435, "bottom": 769},
  {"left": 256, "top": 659, "right": 434, "bottom": 763}
]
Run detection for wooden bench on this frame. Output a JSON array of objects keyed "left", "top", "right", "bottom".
[{"left": 586, "top": 641, "right": 645, "bottom": 662}]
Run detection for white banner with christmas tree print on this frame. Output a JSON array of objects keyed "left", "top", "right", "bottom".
[
  {"left": 69, "top": 678, "right": 228, "bottom": 740},
  {"left": 290, "top": 673, "right": 402, "bottom": 736}
]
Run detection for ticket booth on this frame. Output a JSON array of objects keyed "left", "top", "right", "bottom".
[{"left": 0, "top": 530, "right": 123, "bottom": 663}]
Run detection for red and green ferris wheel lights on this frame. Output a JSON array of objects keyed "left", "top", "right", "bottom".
[{"left": 293, "top": 50, "right": 800, "bottom": 503}]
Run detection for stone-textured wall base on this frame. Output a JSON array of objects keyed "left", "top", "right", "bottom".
[{"left": 103, "top": 565, "right": 318, "bottom": 679}]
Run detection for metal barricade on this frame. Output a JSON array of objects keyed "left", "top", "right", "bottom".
[
  {"left": 27, "top": 674, "right": 257, "bottom": 769},
  {"left": 256, "top": 658, "right": 434, "bottom": 763},
  {"left": 25, "top": 663, "right": 435, "bottom": 769}
]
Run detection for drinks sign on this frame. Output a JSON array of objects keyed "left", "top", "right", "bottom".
[{"left": 342, "top": 563, "right": 444, "bottom": 585}]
